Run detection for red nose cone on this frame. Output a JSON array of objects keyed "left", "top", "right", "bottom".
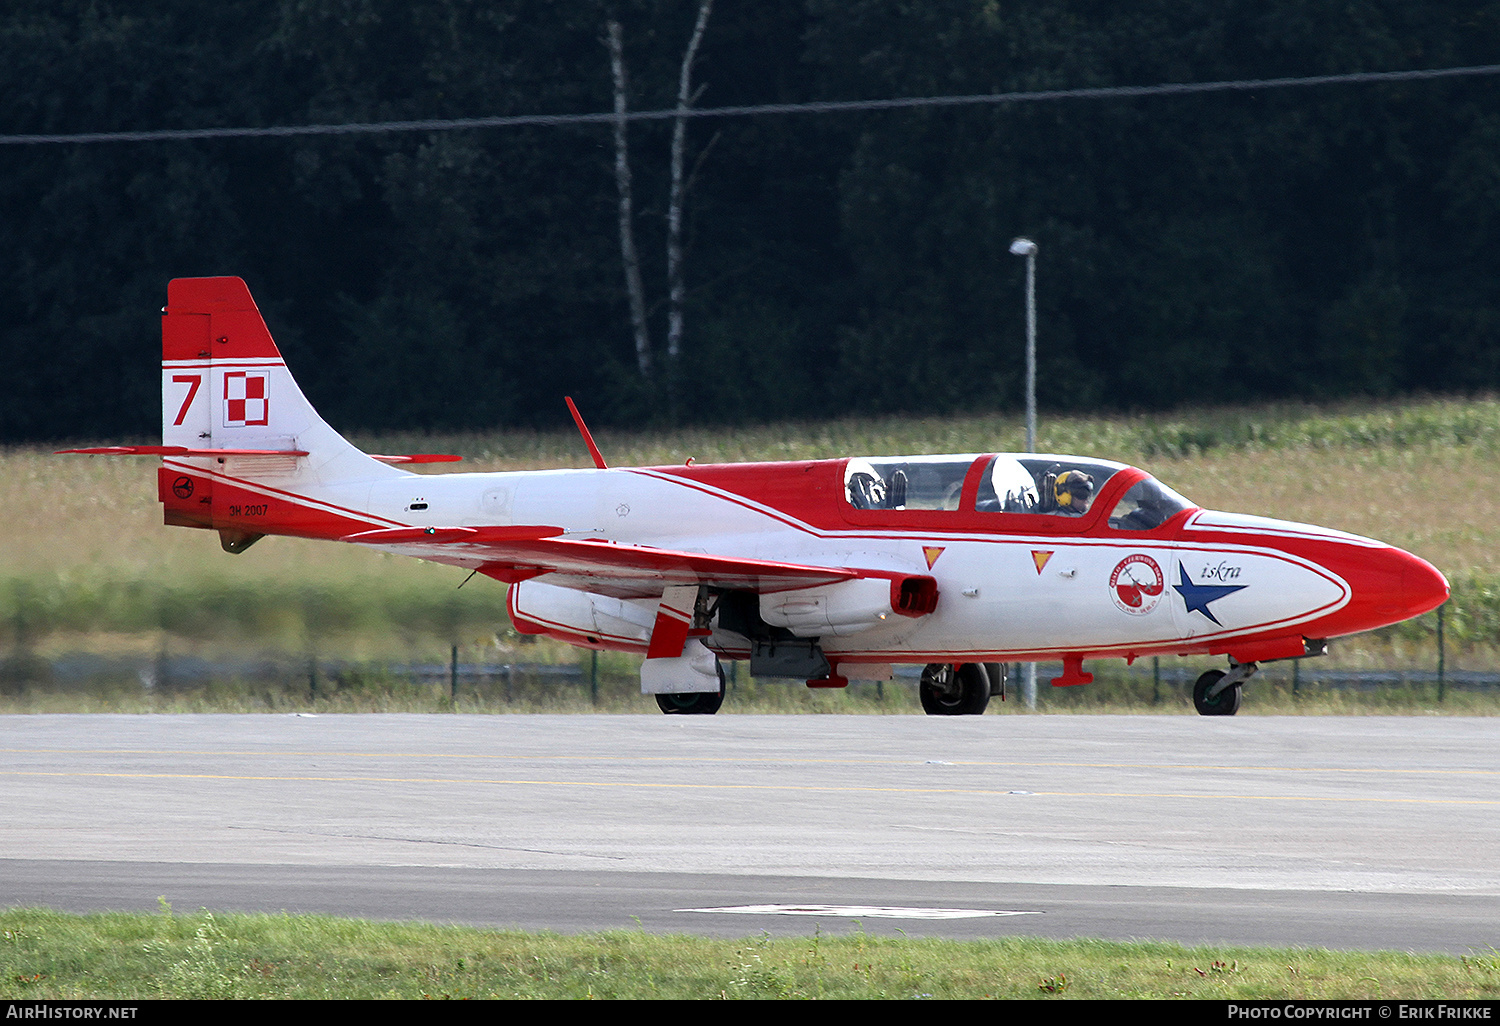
[
  {"left": 1313, "top": 545, "right": 1449, "bottom": 639},
  {"left": 1401, "top": 551, "right": 1450, "bottom": 618},
  {"left": 1332, "top": 546, "right": 1446, "bottom": 633}
]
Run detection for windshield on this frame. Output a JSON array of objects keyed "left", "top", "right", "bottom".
[{"left": 1107, "top": 476, "right": 1195, "bottom": 530}]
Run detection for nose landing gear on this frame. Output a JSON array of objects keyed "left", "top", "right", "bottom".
[{"left": 1192, "top": 661, "right": 1258, "bottom": 716}]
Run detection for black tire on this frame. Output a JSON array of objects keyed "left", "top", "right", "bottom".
[
  {"left": 1193, "top": 669, "right": 1241, "bottom": 716},
  {"left": 984, "top": 663, "right": 1007, "bottom": 701},
  {"left": 655, "top": 659, "right": 726, "bottom": 715},
  {"left": 919, "top": 663, "right": 991, "bottom": 716}
]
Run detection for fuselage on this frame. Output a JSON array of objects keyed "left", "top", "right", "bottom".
[{"left": 182, "top": 449, "right": 1450, "bottom": 671}]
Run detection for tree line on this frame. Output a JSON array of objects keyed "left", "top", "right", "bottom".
[{"left": 3, "top": 0, "right": 1499, "bottom": 442}]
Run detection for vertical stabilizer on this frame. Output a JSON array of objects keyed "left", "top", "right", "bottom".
[
  {"left": 161, "top": 276, "right": 398, "bottom": 481},
  {"left": 158, "top": 277, "right": 403, "bottom": 543}
]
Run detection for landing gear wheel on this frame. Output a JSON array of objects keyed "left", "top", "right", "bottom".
[
  {"left": 985, "top": 663, "right": 1007, "bottom": 702},
  {"left": 919, "top": 663, "right": 991, "bottom": 716},
  {"left": 1193, "top": 669, "right": 1242, "bottom": 716},
  {"left": 655, "top": 659, "right": 726, "bottom": 715}
]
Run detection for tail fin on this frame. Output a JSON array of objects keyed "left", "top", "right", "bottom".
[
  {"left": 161, "top": 276, "right": 395, "bottom": 476},
  {"left": 158, "top": 277, "right": 402, "bottom": 544}
]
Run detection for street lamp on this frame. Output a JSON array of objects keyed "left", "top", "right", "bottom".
[
  {"left": 1009, "top": 236, "right": 1039, "bottom": 710},
  {"left": 1009, "top": 237, "right": 1038, "bottom": 453}
]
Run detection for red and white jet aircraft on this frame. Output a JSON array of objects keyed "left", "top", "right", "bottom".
[{"left": 66, "top": 277, "right": 1450, "bottom": 716}]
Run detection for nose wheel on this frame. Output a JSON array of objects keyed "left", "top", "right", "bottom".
[{"left": 1192, "top": 662, "right": 1257, "bottom": 716}]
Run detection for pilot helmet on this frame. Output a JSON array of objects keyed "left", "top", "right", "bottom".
[
  {"left": 844, "top": 458, "right": 886, "bottom": 509},
  {"left": 1054, "top": 469, "right": 1095, "bottom": 511}
]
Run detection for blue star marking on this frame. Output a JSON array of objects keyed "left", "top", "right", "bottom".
[{"left": 1173, "top": 564, "right": 1246, "bottom": 626}]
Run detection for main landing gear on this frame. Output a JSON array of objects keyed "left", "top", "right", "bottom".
[
  {"left": 919, "top": 662, "right": 1002, "bottom": 716},
  {"left": 655, "top": 658, "right": 727, "bottom": 715},
  {"left": 1192, "top": 662, "right": 1259, "bottom": 716}
]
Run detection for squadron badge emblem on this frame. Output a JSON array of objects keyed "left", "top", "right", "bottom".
[{"left": 1110, "top": 554, "right": 1164, "bottom": 615}]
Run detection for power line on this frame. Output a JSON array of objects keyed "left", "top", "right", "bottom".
[{"left": 2, "top": 62, "right": 1498, "bottom": 146}]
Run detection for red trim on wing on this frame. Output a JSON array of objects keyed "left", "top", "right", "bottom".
[{"left": 368, "top": 453, "right": 463, "bottom": 464}]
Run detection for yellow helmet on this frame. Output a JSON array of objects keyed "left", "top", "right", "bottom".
[{"left": 1054, "top": 470, "right": 1095, "bottom": 509}]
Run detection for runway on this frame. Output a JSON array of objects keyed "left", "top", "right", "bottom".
[{"left": 1, "top": 713, "right": 1497, "bottom": 953}]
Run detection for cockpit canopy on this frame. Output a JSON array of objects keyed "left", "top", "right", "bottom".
[
  {"left": 844, "top": 456, "right": 970, "bottom": 511},
  {"left": 843, "top": 454, "right": 1194, "bottom": 530},
  {"left": 1105, "top": 474, "right": 1196, "bottom": 531}
]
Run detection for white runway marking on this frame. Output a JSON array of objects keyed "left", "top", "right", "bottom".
[{"left": 677, "top": 904, "right": 1042, "bottom": 920}]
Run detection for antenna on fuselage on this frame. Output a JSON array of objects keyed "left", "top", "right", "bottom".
[{"left": 564, "top": 396, "right": 608, "bottom": 470}]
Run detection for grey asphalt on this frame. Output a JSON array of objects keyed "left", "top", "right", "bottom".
[{"left": 1, "top": 713, "right": 1496, "bottom": 953}]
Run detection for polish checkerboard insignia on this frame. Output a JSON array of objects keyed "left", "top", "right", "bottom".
[{"left": 223, "top": 371, "right": 269, "bottom": 427}]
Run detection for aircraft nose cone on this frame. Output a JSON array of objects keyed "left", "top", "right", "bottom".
[
  {"left": 1324, "top": 544, "right": 1449, "bottom": 636},
  {"left": 1360, "top": 547, "right": 1449, "bottom": 619},
  {"left": 1401, "top": 551, "right": 1450, "bottom": 618}
]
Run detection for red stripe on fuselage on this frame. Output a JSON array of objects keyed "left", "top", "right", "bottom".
[{"left": 161, "top": 458, "right": 403, "bottom": 540}]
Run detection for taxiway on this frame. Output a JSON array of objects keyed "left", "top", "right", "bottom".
[{"left": 1, "top": 714, "right": 1495, "bottom": 952}]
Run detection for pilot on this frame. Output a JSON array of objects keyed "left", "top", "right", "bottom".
[
  {"left": 886, "top": 468, "right": 908, "bottom": 509},
  {"left": 1044, "top": 468, "right": 1095, "bottom": 515},
  {"left": 845, "top": 459, "right": 887, "bottom": 510}
]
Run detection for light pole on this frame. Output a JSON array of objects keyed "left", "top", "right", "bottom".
[
  {"left": 1009, "top": 237, "right": 1038, "bottom": 453},
  {"left": 1009, "top": 236, "right": 1039, "bottom": 709}
]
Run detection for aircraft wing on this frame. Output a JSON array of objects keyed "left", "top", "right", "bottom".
[{"left": 341, "top": 525, "right": 860, "bottom": 598}]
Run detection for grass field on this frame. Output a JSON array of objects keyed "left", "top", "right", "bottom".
[
  {"left": 4, "top": 396, "right": 1498, "bottom": 704},
  {"left": 1, "top": 906, "right": 1497, "bottom": 1000}
]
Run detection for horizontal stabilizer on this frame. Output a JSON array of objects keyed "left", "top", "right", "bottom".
[
  {"left": 341, "top": 526, "right": 860, "bottom": 597},
  {"left": 368, "top": 453, "right": 462, "bottom": 464},
  {"left": 59, "top": 445, "right": 309, "bottom": 457},
  {"left": 63, "top": 446, "right": 459, "bottom": 464}
]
